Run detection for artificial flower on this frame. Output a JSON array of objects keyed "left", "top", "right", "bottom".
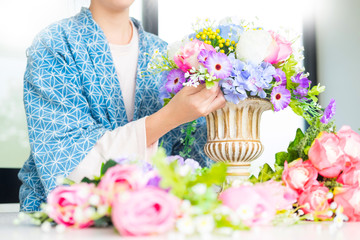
[
  {"left": 308, "top": 132, "right": 345, "bottom": 178},
  {"left": 320, "top": 98, "right": 336, "bottom": 124},
  {"left": 334, "top": 185, "right": 360, "bottom": 221},
  {"left": 273, "top": 68, "right": 287, "bottom": 86},
  {"left": 270, "top": 86, "right": 291, "bottom": 111},
  {"left": 298, "top": 185, "right": 331, "bottom": 217},
  {"left": 337, "top": 125, "right": 360, "bottom": 162},
  {"left": 264, "top": 31, "right": 293, "bottom": 64},
  {"left": 337, "top": 161, "right": 360, "bottom": 186},
  {"left": 174, "top": 39, "right": 215, "bottom": 72},
  {"left": 111, "top": 187, "right": 180, "bottom": 236},
  {"left": 282, "top": 159, "right": 319, "bottom": 193},
  {"left": 203, "top": 51, "right": 232, "bottom": 79},
  {"left": 165, "top": 69, "right": 186, "bottom": 94},
  {"left": 235, "top": 29, "right": 273, "bottom": 65},
  {"left": 46, "top": 183, "right": 96, "bottom": 228}
]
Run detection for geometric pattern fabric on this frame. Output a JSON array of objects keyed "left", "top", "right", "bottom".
[{"left": 18, "top": 7, "right": 210, "bottom": 212}]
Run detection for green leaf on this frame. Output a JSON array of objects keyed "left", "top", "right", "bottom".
[
  {"left": 205, "top": 80, "right": 215, "bottom": 89},
  {"left": 100, "top": 160, "right": 118, "bottom": 176},
  {"left": 275, "top": 151, "right": 289, "bottom": 167},
  {"left": 286, "top": 128, "right": 304, "bottom": 163},
  {"left": 308, "top": 84, "right": 325, "bottom": 96},
  {"left": 163, "top": 98, "right": 171, "bottom": 106},
  {"left": 289, "top": 99, "right": 304, "bottom": 116},
  {"left": 193, "top": 163, "right": 227, "bottom": 187}
]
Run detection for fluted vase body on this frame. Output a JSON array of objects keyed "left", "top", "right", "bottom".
[{"left": 204, "top": 98, "right": 272, "bottom": 179}]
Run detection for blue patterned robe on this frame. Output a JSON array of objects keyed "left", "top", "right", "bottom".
[{"left": 18, "top": 8, "right": 210, "bottom": 212}]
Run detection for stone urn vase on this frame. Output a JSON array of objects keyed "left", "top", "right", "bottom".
[{"left": 204, "top": 97, "right": 272, "bottom": 181}]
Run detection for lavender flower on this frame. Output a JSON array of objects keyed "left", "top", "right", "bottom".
[
  {"left": 166, "top": 69, "right": 186, "bottom": 93},
  {"left": 218, "top": 24, "right": 244, "bottom": 42},
  {"left": 270, "top": 86, "right": 291, "bottom": 111},
  {"left": 197, "top": 49, "right": 211, "bottom": 64},
  {"left": 274, "top": 68, "right": 287, "bottom": 86},
  {"left": 292, "top": 73, "right": 311, "bottom": 97},
  {"left": 220, "top": 79, "right": 247, "bottom": 104},
  {"left": 245, "top": 62, "right": 276, "bottom": 98},
  {"left": 166, "top": 155, "right": 185, "bottom": 165},
  {"left": 146, "top": 175, "right": 162, "bottom": 188},
  {"left": 184, "top": 158, "right": 201, "bottom": 171},
  {"left": 159, "top": 85, "right": 171, "bottom": 105},
  {"left": 320, "top": 98, "right": 336, "bottom": 124},
  {"left": 204, "top": 51, "right": 232, "bottom": 79}
]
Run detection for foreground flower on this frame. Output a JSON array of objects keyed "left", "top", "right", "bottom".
[
  {"left": 258, "top": 181, "right": 298, "bottom": 210},
  {"left": 203, "top": 51, "right": 232, "bottom": 79},
  {"left": 111, "top": 187, "right": 180, "bottom": 236},
  {"left": 334, "top": 185, "right": 360, "bottom": 221},
  {"left": 337, "top": 125, "right": 360, "bottom": 162},
  {"left": 270, "top": 86, "right": 291, "bottom": 111},
  {"left": 308, "top": 132, "right": 345, "bottom": 178},
  {"left": 298, "top": 185, "right": 331, "bottom": 218},
  {"left": 46, "top": 184, "right": 95, "bottom": 228},
  {"left": 219, "top": 186, "right": 276, "bottom": 227},
  {"left": 98, "top": 164, "right": 142, "bottom": 205},
  {"left": 264, "top": 31, "right": 293, "bottom": 64},
  {"left": 320, "top": 98, "right": 336, "bottom": 124},
  {"left": 165, "top": 69, "right": 186, "bottom": 93},
  {"left": 282, "top": 159, "right": 318, "bottom": 193}
]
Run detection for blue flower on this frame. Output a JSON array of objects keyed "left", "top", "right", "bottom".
[
  {"left": 320, "top": 98, "right": 336, "bottom": 124},
  {"left": 218, "top": 24, "right": 244, "bottom": 42},
  {"left": 244, "top": 62, "right": 276, "bottom": 98}
]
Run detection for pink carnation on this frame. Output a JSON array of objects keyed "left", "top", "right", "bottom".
[
  {"left": 282, "top": 159, "right": 318, "bottom": 193},
  {"left": 264, "top": 31, "right": 293, "bottom": 64},
  {"left": 298, "top": 185, "right": 331, "bottom": 217},
  {"left": 337, "top": 125, "right": 360, "bottom": 163},
  {"left": 111, "top": 187, "right": 180, "bottom": 236},
  {"left": 98, "top": 164, "right": 143, "bottom": 205},
  {"left": 334, "top": 185, "right": 360, "bottom": 221},
  {"left": 46, "top": 183, "right": 95, "bottom": 228},
  {"left": 219, "top": 185, "right": 276, "bottom": 227},
  {"left": 174, "top": 39, "right": 215, "bottom": 72},
  {"left": 308, "top": 132, "right": 346, "bottom": 178}
]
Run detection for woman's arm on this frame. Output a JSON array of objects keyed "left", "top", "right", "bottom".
[{"left": 146, "top": 83, "right": 226, "bottom": 147}]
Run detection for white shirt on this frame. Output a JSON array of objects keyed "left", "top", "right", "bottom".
[{"left": 68, "top": 21, "right": 158, "bottom": 182}]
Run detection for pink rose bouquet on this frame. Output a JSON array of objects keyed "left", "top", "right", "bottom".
[
  {"left": 297, "top": 185, "right": 331, "bottom": 218},
  {"left": 334, "top": 185, "right": 360, "bottom": 221}
]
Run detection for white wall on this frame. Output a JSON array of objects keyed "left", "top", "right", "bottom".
[{"left": 316, "top": 0, "right": 360, "bottom": 133}]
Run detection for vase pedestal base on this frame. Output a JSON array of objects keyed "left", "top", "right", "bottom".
[{"left": 225, "top": 163, "right": 251, "bottom": 184}]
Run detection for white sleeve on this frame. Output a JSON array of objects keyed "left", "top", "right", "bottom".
[{"left": 67, "top": 116, "right": 158, "bottom": 182}]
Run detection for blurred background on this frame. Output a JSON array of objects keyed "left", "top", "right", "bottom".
[{"left": 0, "top": 0, "right": 359, "bottom": 204}]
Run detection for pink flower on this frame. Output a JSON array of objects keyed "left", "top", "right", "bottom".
[
  {"left": 308, "top": 132, "right": 345, "bottom": 178},
  {"left": 282, "top": 159, "right": 318, "bottom": 193},
  {"left": 219, "top": 186, "right": 276, "bottom": 227},
  {"left": 337, "top": 161, "right": 360, "bottom": 186},
  {"left": 98, "top": 164, "right": 143, "bottom": 205},
  {"left": 111, "top": 187, "right": 180, "bottom": 236},
  {"left": 46, "top": 183, "right": 95, "bottom": 228},
  {"left": 337, "top": 125, "right": 360, "bottom": 163},
  {"left": 264, "top": 31, "right": 293, "bottom": 64},
  {"left": 298, "top": 185, "right": 331, "bottom": 217},
  {"left": 334, "top": 185, "right": 360, "bottom": 221},
  {"left": 258, "top": 180, "right": 298, "bottom": 210},
  {"left": 174, "top": 39, "right": 215, "bottom": 72}
]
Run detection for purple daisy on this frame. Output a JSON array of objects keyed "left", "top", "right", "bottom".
[
  {"left": 198, "top": 49, "right": 211, "bottom": 64},
  {"left": 320, "top": 98, "right": 336, "bottom": 124},
  {"left": 273, "top": 68, "right": 287, "bottom": 86},
  {"left": 271, "top": 86, "right": 291, "bottom": 112},
  {"left": 165, "top": 69, "right": 186, "bottom": 94},
  {"left": 204, "top": 51, "right": 232, "bottom": 79}
]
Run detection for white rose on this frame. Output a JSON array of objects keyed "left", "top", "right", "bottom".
[
  {"left": 167, "top": 37, "right": 190, "bottom": 62},
  {"left": 235, "top": 30, "right": 273, "bottom": 65}
]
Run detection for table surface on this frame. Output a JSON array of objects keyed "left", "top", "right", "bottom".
[{"left": 1, "top": 212, "right": 360, "bottom": 240}]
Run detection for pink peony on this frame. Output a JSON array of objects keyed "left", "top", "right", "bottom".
[
  {"left": 219, "top": 185, "right": 276, "bottom": 227},
  {"left": 46, "top": 183, "right": 95, "bottom": 228},
  {"left": 258, "top": 180, "right": 298, "bottom": 210},
  {"left": 337, "top": 125, "right": 360, "bottom": 163},
  {"left": 264, "top": 31, "right": 293, "bottom": 64},
  {"left": 337, "top": 161, "right": 360, "bottom": 186},
  {"left": 174, "top": 39, "right": 215, "bottom": 72},
  {"left": 111, "top": 187, "right": 180, "bottom": 236},
  {"left": 308, "top": 132, "right": 346, "bottom": 178},
  {"left": 298, "top": 185, "right": 331, "bottom": 217},
  {"left": 334, "top": 185, "right": 360, "bottom": 221},
  {"left": 98, "top": 164, "right": 143, "bottom": 205},
  {"left": 282, "top": 159, "right": 318, "bottom": 193}
]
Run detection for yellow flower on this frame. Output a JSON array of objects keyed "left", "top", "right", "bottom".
[
  {"left": 220, "top": 49, "right": 225, "bottom": 53},
  {"left": 196, "top": 34, "right": 200, "bottom": 39}
]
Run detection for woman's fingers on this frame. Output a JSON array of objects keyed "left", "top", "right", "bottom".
[{"left": 206, "top": 91, "right": 226, "bottom": 113}]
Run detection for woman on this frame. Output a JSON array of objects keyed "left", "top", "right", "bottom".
[{"left": 18, "top": 0, "right": 225, "bottom": 211}]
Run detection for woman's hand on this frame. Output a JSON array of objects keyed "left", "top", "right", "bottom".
[{"left": 145, "top": 83, "right": 226, "bottom": 146}]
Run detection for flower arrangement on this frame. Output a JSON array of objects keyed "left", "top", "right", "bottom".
[
  {"left": 18, "top": 123, "right": 360, "bottom": 236},
  {"left": 148, "top": 18, "right": 335, "bottom": 156}
]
